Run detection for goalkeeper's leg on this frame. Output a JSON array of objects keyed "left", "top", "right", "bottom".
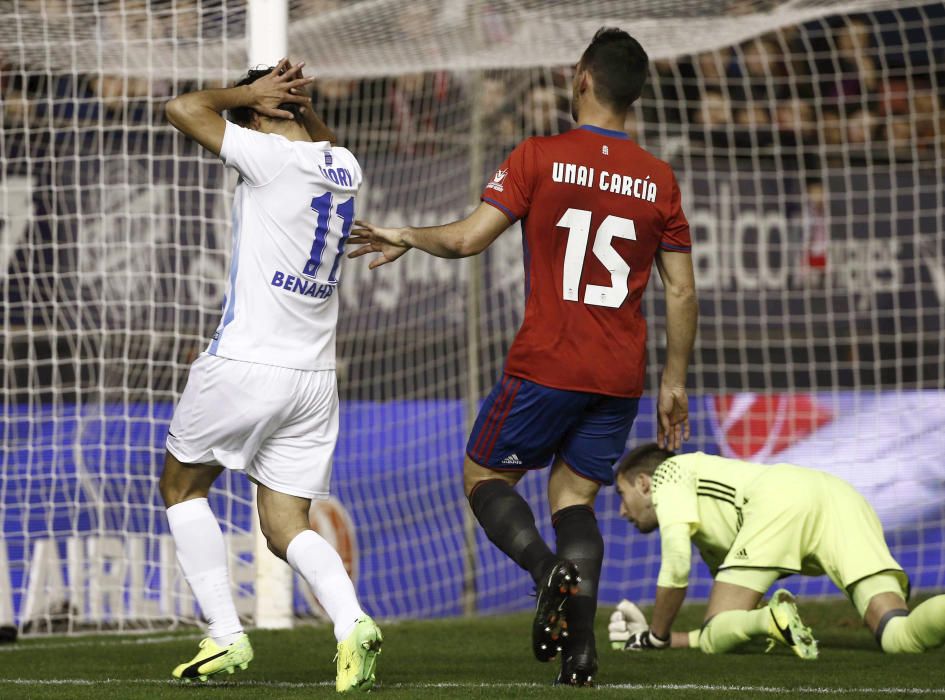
[
  {"left": 697, "top": 573, "right": 780, "bottom": 654},
  {"left": 160, "top": 452, "right": 252, "bottom": 680},
  {"left": 855, "top": 573, "right": 945, "bottom": 653}
]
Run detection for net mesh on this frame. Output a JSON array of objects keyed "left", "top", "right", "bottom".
[{"left": 1, "top": 0, "right": 943, "bottom": 632}]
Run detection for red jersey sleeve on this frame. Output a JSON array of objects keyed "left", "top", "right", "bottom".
[
  {"left": 660, "top": 174, "right": 692, "bottom": 253},
  {"left": 481, "top": 139, "right": 537, "bottom": 223}
]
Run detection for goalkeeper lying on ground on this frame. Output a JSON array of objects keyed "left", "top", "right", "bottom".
[{"left": 609, "top": 443, "right": 945, "bottom": 658}]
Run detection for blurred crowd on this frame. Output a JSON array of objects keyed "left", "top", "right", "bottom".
[
  {"left": 1, "top": 3, "right": 943, "bottom": 170},
  {"left": 653, "top": 17, "right": 944, "bottom": 166}
]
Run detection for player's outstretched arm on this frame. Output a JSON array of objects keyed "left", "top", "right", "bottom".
[
  {"left": 348, "top": 202, "right": 510, "bottom": 269},
  {"left": 165, "top": 58, "right": 312, "bottom": 155},
  {"left": 655, "top": 249, "right": 697, "bottom": 450}
]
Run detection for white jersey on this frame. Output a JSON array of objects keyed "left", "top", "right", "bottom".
[{"left": 208, "top": 121, "right": 362, "bottom": 370}]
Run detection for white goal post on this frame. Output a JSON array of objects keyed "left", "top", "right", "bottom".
[
  {"left": 1, "top": 0, "right": 943, "bottom": 635},
  {"left": 245, "top": 0, "right": 295, "bottom": 632}
]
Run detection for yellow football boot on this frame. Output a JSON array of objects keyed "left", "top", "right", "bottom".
[
  {"left": 767, "top": 589, "right": 818, "bottom": 660},
  {"left": 172, "top": 633, "right": 253, "bottom": 681},
  {"left": 335, "top": 616, "right": 383, "bottom": 693}
]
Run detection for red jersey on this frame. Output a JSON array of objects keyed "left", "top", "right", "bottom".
[{"left": 481, "top": 125, "right": 692, "bottom": 398}]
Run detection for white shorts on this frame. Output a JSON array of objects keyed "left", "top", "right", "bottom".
[{"left": 166, "top": 353, "right": 338, "bottom": 500}]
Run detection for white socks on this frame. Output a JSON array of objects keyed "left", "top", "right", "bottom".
[
  {"left": 286, "top": 529, "right": 364, "bottom": 642},
  {"left": 166, "top": 498, "right": 243, "bottom": 647},
  {"left": 167, "top": 502, "right": 364, "bottom": 645}
]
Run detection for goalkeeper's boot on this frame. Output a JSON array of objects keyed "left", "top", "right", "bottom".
[
  {"left": 335, "top": 615, "right": 383, "bottom": 693},
  {"left": 554, "top": 638, "right": 598, "bottom": 687},
  {"left": 533, "top": 559, "right": 580, "bottom": 662},
  {"left": 171, "top": 633, "right": 253, "bottom": 682},
  {"left": 766, "top": 589, "right": 819, "bottom": 660}
]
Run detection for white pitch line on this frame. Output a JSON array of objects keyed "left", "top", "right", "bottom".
[
  {"left": 0, "top": 679, "right": 944, "bottom": 695},
  {"left": 0, "top": 679, "right": 332, "bottom": 689},
  {"left": 610, "top": 684, "right": 945, "bottom": 695},
  {"left": 0, "top": 634, "right": 191, "bottom": 653}
]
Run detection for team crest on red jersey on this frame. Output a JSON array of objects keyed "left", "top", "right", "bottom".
[{"left": 486, "top": 168, "right": 508, "bottom": 192}]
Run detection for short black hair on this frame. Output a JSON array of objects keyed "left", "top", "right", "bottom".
[
  {"left": 614, "top": 443, "right": 675, "bottom": 482},
  {"left": 228, "top": 66, "right": 303, "bottom": 127},
  {"left": 579, "top": 27, "right": 649, "bottom": 112}
]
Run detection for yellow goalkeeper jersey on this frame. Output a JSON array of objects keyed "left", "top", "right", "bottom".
[
  {"left": 651, "top": 452, "right": 905, "bottom": 590},
  {"left": 652, "top": 452, "right": 769, "bottom": 575}
]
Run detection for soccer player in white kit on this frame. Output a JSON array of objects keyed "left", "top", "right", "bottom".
[{"left": 161, "top": 59, "right": 381, "bottom": 692}]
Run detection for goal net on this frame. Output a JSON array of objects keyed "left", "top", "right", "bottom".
[{"left": 1, "top": 0, "right": 943, "bottom": 633}]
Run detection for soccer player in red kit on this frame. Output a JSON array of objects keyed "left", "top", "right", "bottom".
[{"left": 348, "top": 28, "right": 697, "bottom": 685}]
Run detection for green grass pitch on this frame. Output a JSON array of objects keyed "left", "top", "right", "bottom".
[{"left": 1, "top": 598, "right": 943, "bottom": 699}]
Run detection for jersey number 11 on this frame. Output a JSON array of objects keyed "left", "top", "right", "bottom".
[{"left": 303, "top": 192, "right": 354, "bottom": 284}]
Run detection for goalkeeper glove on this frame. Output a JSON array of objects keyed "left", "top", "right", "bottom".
[
  {"left": 622, "top": 628, "right": 670, "bottom": 651},
  {"left": 608, "top": 599, "right": 649, "bottom": 650}
]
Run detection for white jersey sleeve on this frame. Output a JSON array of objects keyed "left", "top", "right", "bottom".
[{"left": 220, "top": 121, "right": 300, "bottom": 186}]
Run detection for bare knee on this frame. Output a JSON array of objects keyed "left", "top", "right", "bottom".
[
  {"left": 256, "top": 485, "right": 311, "bottom": 561},
  {"left": 547, "top": 457, "right": 599, "bottom": 512},
  {"left": 265, "top": 534, "right": 289, "bottom": 561},
  {"left": 704, "top": 580, "right": 765, "bottom": 619},
  {"left": 864, "top": 591, "right": 909, "bottom": 636},
  {"left": 159, "top": 452, "right": 220, "bottom": 507},
  {"left": 463, "top": 456, "right": 521, "bottom": 497},
  {"left": 158, "top": 470, "right": 179, "bottom": 506},
  {"left": 258, "top": 516, "right": 306, "bottom": 561}
]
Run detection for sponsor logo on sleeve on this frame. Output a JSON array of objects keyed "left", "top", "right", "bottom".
[{"left": 486, "top": 168, "right": 508, "bottom": 192}]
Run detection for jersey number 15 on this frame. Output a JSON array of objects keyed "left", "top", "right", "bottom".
[{"left": 558, "top": 207, "right": 636, "bottom": 308}]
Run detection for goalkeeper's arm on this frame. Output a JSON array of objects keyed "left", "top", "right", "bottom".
[
  {"left": 651, "top": 522, "right": 692, "bottom": 638},
  {"left": 611, "top": 522, "right": 694, "bottom": 650},
  {"left": 609, "top": 603, "right": 700, "bottom": 650}
]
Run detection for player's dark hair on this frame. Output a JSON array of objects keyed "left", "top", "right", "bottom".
[
  {"left": 228, "top": 66, "right": 303, "bottom": 127},
  {"left": 614, "top": 443, "right": 675, "bottom": 482},
  {"left": 579, "top": 27, "right": 649, "bottom": 112}
]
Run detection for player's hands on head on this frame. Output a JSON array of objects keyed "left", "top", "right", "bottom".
[
  {"left": 657, "top": 380, "right": 690, "bottom": 451},
  {"left": 288, "top": 60, "right": 316, "bottom": 112},
  {"left": 608, "top": 599, "right": 650, "bottom": 649},
  {"left": 348, "top": 220, "right": 411, "bottom": 270},
  {"left": 247, "top": 58, "right": 314, "bottom": 120}
]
